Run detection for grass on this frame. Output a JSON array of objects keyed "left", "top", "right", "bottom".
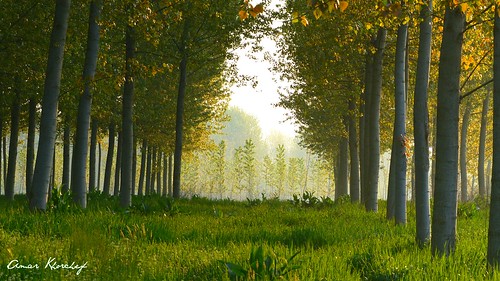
[{"left": 0, "top": 194, "right": 497, "bottom": 280}]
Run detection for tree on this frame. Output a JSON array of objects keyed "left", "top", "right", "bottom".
[
  {"left": 71, "top": 0, "right": 103, "bottom": 208},
  {"left": 414, "top": 0, "right": 432, "bottom": 247},
  {"left": 460, "top": 100, "right": 472, "bottom": 202},
  {"left": 478, "top": 93, "right": 490, "bottom": 198},
  {"left": 30, "top": 0, "right": 72, "bottom": 210},
  {"left": 488, "top": 2, "right": 500, "bottom": 267},
  {"left": 431, "top": 4, "right": 465, "bottom": 256}
]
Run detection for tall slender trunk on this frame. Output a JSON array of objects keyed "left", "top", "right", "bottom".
[
  {"left": 146, "top": 145, "right": 152, "bottom": 194},
  {"left": 157, "top": 151, "right": 162, "bottom": 194},
  {"left": 168, "top": 154, "right": 173, "bottom": 197},
  {"left": 163, "top": 152, "right": 167, "bottom": 196},
  {"left": 6, "top": 91, "right": 21, "bottom": 200},
  {"left": 366, "top": 28, "right": 387, "bottom": 212},
  {"left": 120, "top": 24, "right": 135, "bottom": 207},
  {"left": 348, "top": 98, "right": 360, "bottom": 203},
  {"left": 103, "top": 122, "right": 115, "bottom": 195},
  {"left": 131, "top": 136, "right": 137, "bottom": 196},
  {"left": 335, "top": 134, "right": 348, "bottom": 200},
  {"left": 431, "top": 5, "right": 464, "bottom": 256},
  {"left": 0, "top": 116, "right": 2, "bottom": 195},
  {"left": 30, "top": 0, "right": 71, "bottom": 210},
  {"left": 98, "top": 142, "right": 101, "bottom": 190},
  {"left": 478, "top": 93, "right": 490, "bottom": 198},
  {"left": 386, "top": 147, "right": 396, "bottom": 219},
  {"left": 3, "top": 137, "right": 6, "bottom": 189},
  {"left": 394, "top": 18, "right": 408, "bottom": 225},
  {"left": 173, "top": 20, "right": 190, "bottom": 199},
  {"left": 71, "top": 0, "right": 102, "bottom": 208},
  {"left": 114, "top": 132, "right": 122, "bottom": 197},
  {"left": 151, "top": 146, "right": 157, "bottom": 194},
  {"left": 360, "top": 54, "right": 373, "bottom": 205},
  {"left": 460, "top": 101, "right": 472, "bottom": 202},
  {"left": 89, "top": 119, "right": 98, "bottom": 192},
  {"left": 488, "top": 5, "right": 500, "bottom": 266},
  {"left": 414, "top": 0, "right": 432, "bottom": 247},
  {"left": 26, "top": 98, "right": 36, "bottom": 198},
  {"left": 138, "top": 139, "right": 146, "bottom": 196},
  {"left": 62, "top": 123, "right": 70, "bottom": 193}
]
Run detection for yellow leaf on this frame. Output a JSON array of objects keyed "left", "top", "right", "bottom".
[
  {"left": 460, "top": 3, "right": 468, "bottom": 13},
  {"left": 239, "top": 10, "right": 248, "bottom": 20},
  {"left": 313, "top": 8, "right": 323, "bottom": 20},
  {"left": 328, "top": 0, "right": 336, "bottom": 12},
  {"left": 253, "top": 3, "right": 264, "bottom": 14},
  {"left": 339, "top": 1, "right": 348, "bottom": 12},
  {"left": 292, "top": 11, "right": 299, "bottom": 23},
  {"left": 301, "top": 15, "right": 309, "bottom": 26},
  {"left": 365, "top": 22, "right": 372, "bottom": 30}
]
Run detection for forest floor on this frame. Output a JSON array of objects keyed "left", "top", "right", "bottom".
[{"left": 0, "top": 193, "right": 496, "bottom": 280}]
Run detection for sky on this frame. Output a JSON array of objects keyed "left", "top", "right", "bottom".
[{"left": 229, "top": 37, "right": 298, "bottom": 139}]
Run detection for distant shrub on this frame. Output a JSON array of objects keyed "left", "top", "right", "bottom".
[{"left": 47, "top": 186, "right": 74, "bottom": 213}]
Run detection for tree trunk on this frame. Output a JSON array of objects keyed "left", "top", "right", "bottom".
[
  {"left": 0, "top": 116, "right": 3, "bottom": 195},
  {"left": 119, "top": 24, "right": 135, "bottom": 207},
  {"left": 366, "top": 28, "right": 387, "bottom": 212},
  {"left": 138, "top": 139, "right": 146, "bottom": 196},
  {"left": 3, "top": 137, "right": 6, "bottom": 189},
  {"left": 479, "top": 93, "right": 490, "bottom": 198},
  {"left": 163, "top": 152, "right": 167, "bottom": 196},
  {"left": 103, "top": 122, "right": 115, "bottom": 195},
  {"left": 173, "top": 20, "right": 190, "bottom": 199},
  {"left": 30, "top": 0, "right": 71, "bottom": 210},
  {"left": 151, "top": 146, "right": 157, "bottom": 194},
  {"left": 348, "top": 98, "right": 360, "bottom": 203},
  {"left": 131, "top": 136, "right": 137, "bottom": 196},
  {"left": 6, "top": 92, "right": 21, "bottom": 200},
  {"left": 386, "top": 147, "right": 396, "bottom": 220},
  {"left": 335, "top": 135, "right": 348, "bottom": 200},
  {"left": 488, "top": 5, "right": 500, "bottom": 267},
  {"left": 394, "top": 19, "right": 408, "bottom": 225},
  {"left": 26, "top": 98, "right": 36, "bottom": 198},
  {"left": 431, "top": 5, "right": 464, "bottom": 256},
  {"left": 168, "top": 154, "right": 173, "bottom": 197},
  {"left": 89, "top": 119, "right": 98, "bottom": 192},
  {"left": 414, "top": 0, "right": 432, "bottom": 247},
  {"left": 146, "top": 144, "right": 152, "bottom": 195},
  {"left": 114, "top": 132, "right": 122, "bottom": 197},
  {"left": 97, "top": 142, "right": 101, "bottom": 190},
  {"left": 62, "top": 123, "right": 70, "bottom": 193},
  {"left": 71, "top": 0, "right": 102, "bottom": 208},
  {"left": 460, "top": 101, "right": 472, "bottom": 202},
  {"left": 360, "top": 54, "right": 373, "bottom": 205},
  {"left": 157, "top": 151, "right": 162, "bottom": 194}
]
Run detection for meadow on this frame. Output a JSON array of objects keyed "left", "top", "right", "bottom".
[{"left": 0, "top": 192, "right": 497, "bottom": 280}]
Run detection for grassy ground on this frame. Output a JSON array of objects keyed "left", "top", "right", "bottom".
[{"left": 0, "top": 193, "right": 496, "bottom": 280}]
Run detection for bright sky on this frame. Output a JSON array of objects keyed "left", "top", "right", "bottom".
[{"left": 229, "top": 37, "right": 297, "bottom": 139}]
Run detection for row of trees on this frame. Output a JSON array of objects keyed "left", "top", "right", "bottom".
[
  {"left": 270, "top": 0, "right": 500, "bottom": 266},
  {"left": 0, "top": 1, "right": 268, "bottom": 209}
]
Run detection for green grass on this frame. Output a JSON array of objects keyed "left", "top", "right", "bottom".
[{"left": 0, "top": 194, "right": 497, "bottom": 280}]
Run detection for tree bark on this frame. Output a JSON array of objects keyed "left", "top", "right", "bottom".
[
  {"left": 431, "top": 5, "right": 464, "bottom": 256},
  {"left": 62, "top": 123, "right": 70, "bottom": 193},
  {"left": 103, "top": 122, "right": 115, "bottom": 195},
  {"left": 146, "top": 144, "right": 152, "bottom": 195},
  {"left": 335, "top": 134, "right": 348, "bottom": 200},
  {"left": 119, "top": 24, "right": 135, "bottom": 207},
  {"left": 348, "top": 98, "right": 360, "bottom": 203},
  {"left": 30, "top": 0, "right": 71, "bottom": 210},
  {"left": 157, "top": 151, "right": 162, "bottom": 194},
  {"left": 386, "top": 146, "right": 396, "bottom": 220},
  {"left": 366, "top": 28, "right": 387, "bottom": 212},
  {"left": 168, "top": 154, "right": 173, "bottom": 197},
  {"left": 163, "top": 152, "right": 167, "bottom": 196},
  {"left": 460, "top": 101, "right": 472, "bottom": 202},
  {"left": 89, "top": 119, "right": 98, "bottom": 192},
  {"left": 131, "top": 136, "right": 137, "bottom": 196},
  {"left": 414, "top": 0, "right": 432, "bottom": 247},
  {"left": 151, "top": 146, "right": 157, "bottom": 194},
  {"left": 173, "top": 20, "right": 190, "bottom": 199},
  {"left": 26, "top": 98, "right": 36, "bottom": 198},
  {"left": 71, "top": 0, "right": 102, "bottom": 208},
  {"left": 394, "top": 19, "right": 408, "bottom": 225},
  {"left": 360, "top": 54, "right": 373, "bottom": 205},
  {"left": 138, "top": 139, "right": 146, "bottom": 196},
  {"left": 114, "top": 132, "right": 122, "bottom": 197},
  {"left": 488, "top": 5, "right": 500, "bottom": 267},
  {"left": 5, "top": 91, "right": 21, "bottom": 200},
  {"left": 478, "top": 93, "right": 490, "bottom": 198}
]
